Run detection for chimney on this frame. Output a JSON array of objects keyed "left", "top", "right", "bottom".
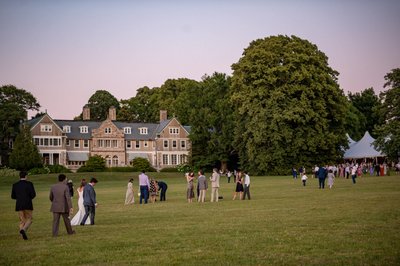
[
  {"left": 83, "top": 105, "right": 90, "bottom": 120},
  {"left": 160, "top": 110, "right": 167, "bottom": 122},
  {"left": 108, "top": 106, "right": 116, "bottom": 121}
]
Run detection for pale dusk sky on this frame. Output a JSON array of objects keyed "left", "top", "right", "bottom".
[{"left": 0, "top": 0, "right": 399, "bottom": 119}]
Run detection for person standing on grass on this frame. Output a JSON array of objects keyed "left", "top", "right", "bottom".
[
  {"left": 327, "top": 169, "right": 335, "bottom": 189},
  {"left": 243, "top": 171, "right": 251, "bottom": 200},
  {"left": 233, "top": 171, "right": 244, "bottom": 200},
  {"left": 317, "top": 166, "right": 327, "bottom": 189},
  {"left": 11, "top": 171, "right": 36, "bottom": 240},
  {"left": 49, "top": 174, "right": 75, "bottom": 236},
  {"left": 351, "top": 164, "right": 357, "bottom": 184},
  {"left": 198, "top": 170, "right": 208, "bottom": 203},
  {"left": 125, "top": 178, "right": 135, "bottom": 205},
  {"left": 149, "top": 178, "right": 158, "bottom": 203},
  {"left": 187, "top": 172, "right": 195, "bottom": 203},
  {"left": 210, "top": 168, "right": 220, "bottom": 202},
  {"left": 139, "top": 170, "right": 150, "bottom": 204},
  {"left": 80, "top": 177, "right": 98, "bottom": 226},
  {"left": 157, "top": 180, "right": 168, "bottom": 201},
  {"left": 301, "top": 173, "right": 308, "bottom": 186}
]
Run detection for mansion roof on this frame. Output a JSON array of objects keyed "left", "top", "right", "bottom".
[{"left": 27, "top": 114, "right": 191, "bottom": 140}]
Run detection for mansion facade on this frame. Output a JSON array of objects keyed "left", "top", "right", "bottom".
[{"left": 28, "top": 107, "right": 191, "bottom": 171}]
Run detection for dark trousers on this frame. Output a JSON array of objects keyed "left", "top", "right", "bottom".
[
  {"left": 140, "top": 186, "right": 149, "bottom": 204},
  {"left": 52, "top": 212, "right": 73, "bottom": 236},
  {"left": 81, "top": 205, "right": 95, "bottom": 225},
  {"left": 243, "top": 184, "right": 251, "bottom": 200},
  {"left": 318, "top": 178, "right": 325, "bottom": 189},
  {"left": 352, "top": 174, "right": 357, "bottom": 184},
  {"left": 302, "top": 180, "right": 306, "bottom": 186},
  {"left": 159, "top": 187, "right": 167, "bottom": 201}
]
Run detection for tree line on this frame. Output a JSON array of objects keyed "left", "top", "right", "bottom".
[{"left": 1, "top": 35, "right": 399, "bottom": 174}]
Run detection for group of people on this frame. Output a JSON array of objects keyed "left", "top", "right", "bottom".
[
  {"left": 125, "top": 171, "right": 168, "bottom": 205},
  {"left": 186, "top": 168, "right": 251, "bottom": 203},
  {"left": 11, "top": 171, "right": 98, "bottom": 240}
]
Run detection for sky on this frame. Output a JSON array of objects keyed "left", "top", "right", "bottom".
[{"left": 1, "top": 0, "right": 399, "bottom": 119}]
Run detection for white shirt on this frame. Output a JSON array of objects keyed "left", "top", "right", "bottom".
[{"left": 244, "top": 174, "right": 250, "bottom": 186}]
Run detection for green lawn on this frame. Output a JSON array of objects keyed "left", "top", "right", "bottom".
[{"left": 1, "top": 172, "right": 399, "bottom": 265}]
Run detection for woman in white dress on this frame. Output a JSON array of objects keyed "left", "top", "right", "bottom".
[
  {"left": 125, "top": 179, "right": 135, "bottom": 205},
  {"left": 70, "top": 179, "right": 90, "bottom": 226}
]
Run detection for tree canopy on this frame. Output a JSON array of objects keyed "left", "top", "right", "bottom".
[
  {"left": 0, "top": 85, "right": 40, "bottom": 166},
  {"left": 374, "top": 68, "right": 400, "bottom": 160},
  {"left": 83, "top": 90, "right": 119, "bottom": 121},
  {"left": 9, "top": 125, "right": 42, "bottom": 170},
  {"left": 348, "top": 87, "right": 381, "bottom": 139},
  {"left": 231, "top": 35, "right": 348, "bottom": 175}
]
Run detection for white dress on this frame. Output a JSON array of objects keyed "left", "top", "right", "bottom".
[
  {"left": 125, "top": 182, "right": 135, "bottom": 205},
  {"left": 70, "top": 188, "right": 90, "bottom": 226}
]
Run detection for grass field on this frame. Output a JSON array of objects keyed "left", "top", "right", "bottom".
[{"left": 0, "top": 172, "right": 399, "bottom": 265}]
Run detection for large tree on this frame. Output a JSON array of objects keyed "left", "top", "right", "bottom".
[
  {"left": 348, "top": 87, "right": 381, "bottom": 139},
  {"left": 0, "top": 85, "right": 40, "bottom": 166},
  {"left": 9, "top": 125, "right": 42, "bottom": 170},
  {"left": 186, "top": 73, "right": 235, "bottom": 170},
  {"left": 80, "top": 90, "right": 119, "bottom": 121},
  {"left": 231, "top": 35, "right": 348, "bottom": 175},
  {"left": 374, "top": 68, "right": 400, "bottom": 161}
]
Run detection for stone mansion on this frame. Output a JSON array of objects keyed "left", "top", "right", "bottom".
[{"left": 27, "top": 107, "right": 191, "bottom": 171}]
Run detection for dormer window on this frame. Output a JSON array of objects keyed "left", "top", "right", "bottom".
[
  {"left": 139, "top": 127, "right": 148, "bottom": 135},
  {"left": 105, "top": 127, "right": 111, "bottom": 134},
  {"left": 63, "top": 125, "right": 71, "bottom": 133},
  {"left": 169, "top": 127, "right": 179, "bottom": 135},
  {"left": 80, "top": 126, "right": 88, "bottom": 133},
  {"left": 40, "top": 124, "right": 52, "bottom": 132},
  {"left": 124, "top": 127, "right": 131, "bottom": 134}
]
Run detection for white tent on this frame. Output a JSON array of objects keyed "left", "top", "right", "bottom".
[
  {"left": 347, "top": 133, "right": 356, "bottom": 147},
  {"left": 344, "top": 131, "right": 385, "bottom": 159}
]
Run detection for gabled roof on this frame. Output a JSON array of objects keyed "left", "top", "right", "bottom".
[
  {"left": 344, "top": 131, "right": 385, "bottom": 159},
  {"left": 28, "top": 113, "right": 64, "bottom": 133}
]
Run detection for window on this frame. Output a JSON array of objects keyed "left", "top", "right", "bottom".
[
  {"left": 105, "top": 127, "right": 111, "bottom": 134},
  {"left": 135, "top": 141, "right": 140, "bottom": 149},
  {"left": 181, "top": 140, "right": 186, "bottom": 148},
  {"left": 66, "top": 139, "right": 70, "bottom": 146},
  {"left": 40, "top": 124, "right": 52, "bottom": 132},
  {"left": 162, "top": 154, "right": 168, "bottom": 165},
  {"left": 74, "top": 140, "right": 80, "bottom": 148},
  {"left": 139, "top": 127, "right": 148, "bottom": 135},
  {"left": 105, "top": 156, "right": 111, "bottom": 167},
  {"left": 80, "top": 126, "right": 88, "bottom": 133},
  {"left": 63, "top": 126, "right": 71, "bottom": 133},
  {"left": 126, "top": 140, "right": 131, "bottom": 149},
  {"left": 171, "top": 154, "right": 177, "bottom": 165},
  {"left": 83, "top": 140, "right": 89, "bottom": 148},
  {"left": 97, "top": 139, "right": 103, "bottom": 147},
  {"left": 112, "top": 140, "right": 118, "bottom": 148},
  {"left": 144, "top": 141, "right": 148, "bottom": 148},
  {"left": 163, "top": 140, "right": 168, "bottom": 148},
  {"left": 169, "top": 127, "right": 179, "bottom": 135},
  {"left": 112, "top": 155, "right": 118, "bottom": 166},
  {"left": 105, "top": 140, "right": 111, "bottom": 147},
  {"left": 124, "top": 127, "right": 131, "bottom": 134}
]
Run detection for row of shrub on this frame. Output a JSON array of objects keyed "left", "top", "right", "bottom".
[{"left": 29, "top": 165, "right": 71, "bottom": 175}]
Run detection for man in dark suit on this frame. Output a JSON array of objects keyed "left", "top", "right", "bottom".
[
  {"left": 11, "top": 171, "right": 36, "bottom": 240},
  {"left": 49, "top": 174, "right": 75, "bottom": 237},
  {"left": 156, "top": 180, "right": 168, "bottom": 201},
  {"left": 80, "top": 177, "right": 98, "bottom": 226}
]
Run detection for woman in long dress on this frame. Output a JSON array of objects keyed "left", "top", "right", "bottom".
[
  {"left": 125, "top": 178, "right": 135, "bottom": 205},
  {"left": 327, "top": 169, "right": 335, "bottom": 189},
  {"left": 149, "top": 178, "right": 158, "bottom": 203},
  {"left": 70, "top": 179, "right": 90, "bottom": 226},
  {"left": 186, "top": 172, "right": 195, "bottom": 203}
]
